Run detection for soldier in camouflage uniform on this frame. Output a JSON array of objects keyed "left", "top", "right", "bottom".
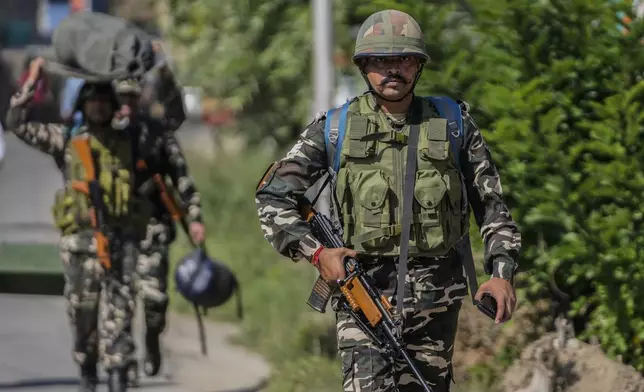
[
  {"left": 113, "top": 77, "right": 204, "bottom": 378},
  {"left": 4, "top": 58, "right": 200, "bottom": 392},
  {"left": 139, "top": 40, "right": 186, "bottom": 132},
  {"left": 255, "top": 10, "right": 521, "bottom": 392}
]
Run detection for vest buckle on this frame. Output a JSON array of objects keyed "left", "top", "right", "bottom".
[{"left": 391, "top": 131, "right": 408, "bottom": 144}]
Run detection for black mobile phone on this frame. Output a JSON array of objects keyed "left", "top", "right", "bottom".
[{"left": 476, "top": 293, "right": 497, "bottom": 320}]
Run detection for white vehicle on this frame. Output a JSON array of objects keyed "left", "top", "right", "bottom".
[{"left": 182, "top": 86, "right": 203, "bottom": 121}]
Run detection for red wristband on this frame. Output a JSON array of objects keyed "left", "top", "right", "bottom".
[{"left": 311, "top": 246, "right": 324, "bottom": 267}]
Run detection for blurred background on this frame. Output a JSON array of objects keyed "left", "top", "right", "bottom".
[{"left": 3, "top": 0, "right": 644, "bottom": 391}]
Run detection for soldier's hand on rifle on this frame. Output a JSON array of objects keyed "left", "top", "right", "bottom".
[
  {"left": 189, "top": 222, "right": 206, "bottom": 245},
  {"left": 27, "top": 57, "right": 45, "bottom": 84},
  {"left": 475, "top": 277, "right": 517, "bottom": 324},
  {"left": 316, "top": 247, "right": 356, "bottom": 283}
]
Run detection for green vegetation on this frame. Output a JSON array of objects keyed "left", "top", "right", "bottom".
[
  {"left": 0, "top": 243, "right": 61, "bottom": 273},
  {"left": 439, "top": 0, "right": 644, "bottom": 370},
  {"left": 166, "top": 0, "right": 644, "bottom": 389}
]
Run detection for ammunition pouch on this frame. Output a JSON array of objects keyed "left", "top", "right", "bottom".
[{"left": 51, "top": 187, "right": 90, "bottom": 235}]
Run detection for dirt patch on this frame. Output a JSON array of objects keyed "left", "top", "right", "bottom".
[
  {"left": 500, "top": 318, "right": 644, "bottom": 392},
  {"left": 453, "top": 299, "right": 552, "bottom": 379}
]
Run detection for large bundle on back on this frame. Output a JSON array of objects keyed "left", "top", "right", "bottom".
[{"left": 39, "top": 12, "right": 155, "bottom": 82}]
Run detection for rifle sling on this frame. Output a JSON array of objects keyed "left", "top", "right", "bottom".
[{"left": 396, "top": 124, "right": 420, "bottom": 317}]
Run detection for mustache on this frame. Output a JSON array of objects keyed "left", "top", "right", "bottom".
[{"left": 380, "top": 74, "right": 408, "bottom": 86}]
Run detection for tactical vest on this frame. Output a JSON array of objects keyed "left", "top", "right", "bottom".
[
  {"left": 51, "top": 127, "right": 150, "bottom": 235},
  {"left": 333, "top": 95, "right": 468, "bottom": 257}
]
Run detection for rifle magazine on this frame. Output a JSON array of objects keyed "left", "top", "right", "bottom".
[{"left": 307, "top": 276, "right": 333, "bottom": 313}]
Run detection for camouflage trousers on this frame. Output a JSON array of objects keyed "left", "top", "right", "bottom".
[
  {"left": 336, "top": 254, "right": 468, "bottom": 392},
  {"left": 135, "top": 218, "right": 173, "bottom": 335},
  {"left": 59, "top": 230, "right": 138, "bottom": 371}
]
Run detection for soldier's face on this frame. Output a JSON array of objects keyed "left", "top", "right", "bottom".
[
  {"left": 84, "top": 95, "right": 114, "bottom": 125},
  {"left": 362, "top": 56, "right": 420, "bottom": 100}
]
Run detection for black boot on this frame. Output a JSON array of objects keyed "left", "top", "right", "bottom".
[
  {"left": 143, "top": 330, "right": 162, "bottom": 377},
  {"left": 127, "top": 361, "right": 140, "bottom": 388},
  {"left": 107, "top": 368, "right": 127, "bottom": 392},
  {"left": 79, "top": 363, "right": 98, "bottom": 392}
]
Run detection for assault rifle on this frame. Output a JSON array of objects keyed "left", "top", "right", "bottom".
[
  {"left": 136, "top": 158, "right": 192, "bottom": 242},
  {"left": 299, "top": 202, "right": 434, "bottom": 392},
  {"left": 70, "top": 138, "right": 111, "bottom": 270}
]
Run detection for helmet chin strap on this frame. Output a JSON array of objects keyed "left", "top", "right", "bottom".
[{"left": 361, "top": 63, "right": 425, "bottom": 103}]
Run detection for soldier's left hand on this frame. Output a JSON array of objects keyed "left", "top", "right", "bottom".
[
  {"left": 475, "top": 277, "right": 517, "bottom": 324},
  {"left": 189, "top": 222, "right": 206, "bottom": 245}
]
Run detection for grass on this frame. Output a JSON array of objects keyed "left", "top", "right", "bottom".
[
  {"left": 0, "top": 242, "right": 61, "bottom": 273},
  {"left": 0, "top": 242, "right": 64, "bottom": 295}
]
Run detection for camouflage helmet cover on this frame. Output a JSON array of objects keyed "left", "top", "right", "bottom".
[
  {"left": 353, "top": 9, "right": 429, "bottom": 63},
  {"left": 113, "top": 78, "right": 143, "bottom": 95}
]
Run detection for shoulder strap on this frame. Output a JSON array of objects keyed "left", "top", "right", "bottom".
[
  {"left": 426, "top": 96, "right": 466, "bottom": 170},
  {"left": 324, "top": 101, "right": 351, "bottom": 174},
  {"left": 426, "top": 96, "right": 479, "bottom": 305},
  {"left": 396, "top": 123, "right": 421, "bottom": 317}
]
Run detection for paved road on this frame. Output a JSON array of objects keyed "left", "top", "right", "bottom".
[
  {"left": 0, "top": 294, "right": 269, "bottom": 392},
  {"left": 0, "top": 132, "right": 61, "bottom": 244},
  {"left": 0, "top": 127, "right": 269, "bottom": 391},
  {"left": 0, "top": 294, "right": 181, "bottom": 391}
]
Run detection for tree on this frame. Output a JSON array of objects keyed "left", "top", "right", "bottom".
[
  {"left": 167, "top": 0, "right": 320, "bottom": 147},
  {"left": 167, "top": 0, "right": 471, "bottom": 148},
  {"left": 423, "top": 0, "right": 644, "bottom": 370}
]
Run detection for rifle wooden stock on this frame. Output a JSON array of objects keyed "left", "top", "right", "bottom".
[
  {"left": 153, "top": 173, "right": 183, "bottom": 222},
  {"left": 71, "top": 138, "right": 112, "bottom": 270},
  {"left": 93, "top": 223, "right": 111, "bottom": 269},
  {"left": 72, "top": 139, "right": 95, "bottom": 178},
  {"left": 71, "top": 180, "right": 89, "bottom": 194},
  {"left": 340, "top": 276, "right": 383, "bottom": 327},
  {"left": 154, "top": 173, "right": 193, "bottom": 244}
]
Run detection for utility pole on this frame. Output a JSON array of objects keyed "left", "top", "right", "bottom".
[
  {"left": 312, "top": 0, "right": 334, "bottom": 115},
  {"left": 309, "top": 0, "right": 335, "bottom": 216}
]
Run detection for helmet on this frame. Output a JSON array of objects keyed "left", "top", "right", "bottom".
[
  {"left": 73, "top": 81, "right": 119, "bottom": 113},
  {"left": 352, "top": 10, "right": 429, "bottom": 64},
  {"left": 174, "top": 248, "right": 241, "bottom": 311}
]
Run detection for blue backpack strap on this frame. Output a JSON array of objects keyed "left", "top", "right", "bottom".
[
  {"left": 63, "top": 112, "right": 84, "bottom": 146},
  {"left": 324, "top": 101, "right": 351, "bottom": 174},
  {"left": 426, "top": 96, "right": 465, "bottom": 170},
  {"left": 70, "top": 124, "right": 81, "bottom": 136}
]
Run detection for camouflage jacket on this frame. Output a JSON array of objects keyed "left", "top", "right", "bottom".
[
  {"left": 5, "top": 79, "right": 203, "bottom": 226},
  {"left": 255, "top": 94, "right": 521, "bottom": 281}
]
